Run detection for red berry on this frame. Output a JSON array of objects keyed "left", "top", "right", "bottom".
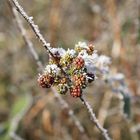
[
  {"left": 70, "top": 86, "right": 82, "bottom": 97},
  {"left": 73, "top": 57, "right": 84, "bottom": 69},
  {"left": 38, "top": 74, "right": 54, "bottom": 88},
  {"left": 72, "top": 74, "right": 86, "bottom": 87}
]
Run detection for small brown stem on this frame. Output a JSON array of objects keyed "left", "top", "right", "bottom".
[{"left": 80, "top": 95, "right": 112, "bottom": 140}]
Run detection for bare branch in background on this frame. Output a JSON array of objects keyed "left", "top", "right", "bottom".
[
  {"left": 97, "top": 91, "right": 113, "bottom": 126},
  {"left": 105, "top": 0, "right": 122, "bottom": 58},
  {"left": 49, "top": 0, "right": 62, "bottom": 47}
]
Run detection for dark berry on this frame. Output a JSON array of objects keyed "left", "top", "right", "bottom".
[{"left": 87, "top": 73, "right": 95, "bottom": 83}]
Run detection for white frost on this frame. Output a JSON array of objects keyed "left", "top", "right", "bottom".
[
  {"left": 66, "top": 49, "right": 76, "bottom": 57},
  {"left": 50, "top": 47, "right": 66, "bottom": 57},
  {"left": 44, "top": 64, "right": 60, "bottom": 75},
  {"left": 96, "top": 55, "right": 111, "bottom": 73}
]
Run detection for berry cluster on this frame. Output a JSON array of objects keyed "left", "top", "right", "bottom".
[{"left": 38, "top": 42, "right": 96, "bottom": 97}]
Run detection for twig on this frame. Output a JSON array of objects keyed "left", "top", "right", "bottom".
[
  {"left": 9, "top": 0, "right": 70, "bottom": 79},
  {"left": 10, "top": 0, "right": 112, "bottom": 139},
  {"left": 9, "top": 2, "right": 87, "bottom": 136},
  {"left": 97, "top": 91, "right": 113, "bottom": 126},
  {"left": 9, "top": 0, "right": 51, "bottom": 54},
  {"left": 80, "top": 96, "right": 111, "bottom": 140},
  {"left": 12, "top": 6, "right": 43, "bottom": 72}
]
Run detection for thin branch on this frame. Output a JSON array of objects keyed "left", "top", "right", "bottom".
[
  {"left": 9, "top": 0, "right": 70, "bottom": 79},
  {"left": 97, "top": 91, "right": 113, "bottom": 126},
  {"left": 10, "top": 0, "right": 112, "bottom": 139},
  {"left": 9, "top": 0, "right": 51, "bottom": 54},
  {"left": 10, "top": 2, "right": 87, "bottom": 136},
  {"left": 12, "top": 6, "right": 43, "bottom": 72},
  {"left": 80, "top": 96, "right": 112, "bottom": 140}
]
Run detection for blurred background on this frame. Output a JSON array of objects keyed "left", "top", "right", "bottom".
[{"left": 0, "top": 0, "right": 140, "bottom": 140}]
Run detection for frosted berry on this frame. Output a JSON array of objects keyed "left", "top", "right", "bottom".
[
  {"left": 38, "top": 74, "right": 54, "bottom": 88},
  {"left": 60, "top": 54, "right": 73, "bottom": 67},
  {"left": 73, "top": 57, "right": 84, "bottom": 70},
  {"left": 57, "top": 84, "right": 68, "bottom": 94},
  {"left": 70, "top": 86, "right": 82, "bottom": 97}
]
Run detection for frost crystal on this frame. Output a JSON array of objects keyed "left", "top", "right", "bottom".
[
  {"left": 50, "top": 47, "right": 66, "bottom": 57},
  {"left": 98, "top": 55, "right": 111, "bottom": 65},
  {"left": 46, "top": 43, "right": 50, "bottom": 47},
  {"left": 44, "top": 64, "right": 60, "bottom": 75},
  {"left": 29, "top": 16, "right": 33, "bottom": 20},
  {"left": 96, "top": 55, "right": 111, "bottom": 73},
  {"left": 109, "top": 73, "right": 125, "bottom": 81},
  {"left": 66, "top": 49, "right": 76, "bottom": 57},
  {"left": 78, "top": 50, "right": 98, "bottom": 62}
]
